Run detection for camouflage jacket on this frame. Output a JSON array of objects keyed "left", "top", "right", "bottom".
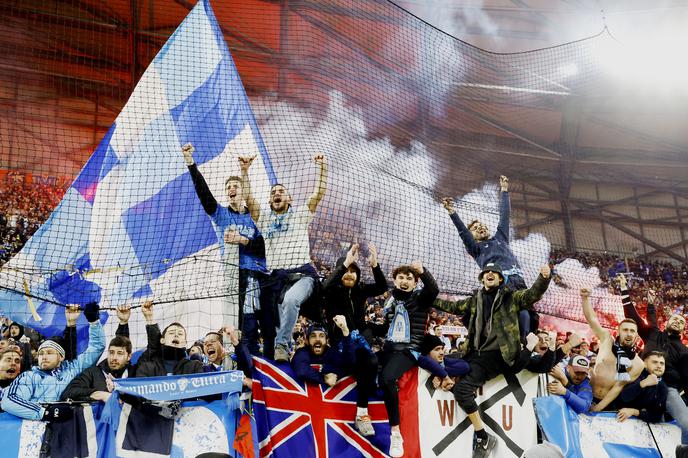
[{"left": 435, "top": 274, "right": 551, "bottom": 367}]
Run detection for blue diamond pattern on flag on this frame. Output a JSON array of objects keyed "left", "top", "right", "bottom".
[{"left": 0, "top": 0, "right": 276, "bottom": 347}]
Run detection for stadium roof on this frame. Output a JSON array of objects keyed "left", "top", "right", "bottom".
[{"left": 3, "top": 0, "right": 688, "bottom": 261}]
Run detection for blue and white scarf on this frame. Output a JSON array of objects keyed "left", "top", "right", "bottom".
[{"left": 385, "top": 298, "right": 411, "bottom": 344}]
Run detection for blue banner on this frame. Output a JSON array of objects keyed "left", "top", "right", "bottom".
[
  {"left": 0, "top": 399, "right": 251, "bottom": 458},
  {"left": 534, "top": 396, "right": 680, "bottom": 457},
  {"left": 114, "top": 370, "right": 243, "bottom": 401}
]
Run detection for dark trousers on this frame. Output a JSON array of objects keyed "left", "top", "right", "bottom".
[
  {"left": 379, "top": 349, "right": 417, "bottom": 426},
  {"left": 238, "top": 269, "right": 264, "bottom": 357},
  {"left": 353, "top": 347, "right": 379, "bottom": 408},
  {"left": 453, "top": 350, "right": 510, "bottom": 415}
]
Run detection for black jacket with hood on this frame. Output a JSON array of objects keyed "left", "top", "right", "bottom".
[{"left": 322, "top": 257, "right": 388, "bottom": 345}]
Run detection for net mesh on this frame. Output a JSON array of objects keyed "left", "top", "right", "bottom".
[{"left": 1, "top": 0, "right": 685, "bottom": 347}]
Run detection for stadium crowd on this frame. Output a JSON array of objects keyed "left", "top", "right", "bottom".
[{"left": 0, "top": 151, "right": 687, "bottom": 457}]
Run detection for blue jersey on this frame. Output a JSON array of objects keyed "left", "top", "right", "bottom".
[{"left": 211, "top": 205, "right": 267, "bottom": 273}]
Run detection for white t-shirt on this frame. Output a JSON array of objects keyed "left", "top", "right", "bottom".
[{"left": 258, "top": 205, "right": 313, "bottom": 270}]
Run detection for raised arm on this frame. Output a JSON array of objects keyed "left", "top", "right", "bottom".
[
  {"left": 71, "top": 302, "right": 106, "bottom": 373},
  {"left": 239, "top": 155, "right": 260, "bottom": 222},
  {"left": 360, "top": 243, "right": 389, "bottom": 297},
  {"left": 412, "top": 262, "right": 439, "bottom": 307},
  {"left": 115, "top": 304, "right": 131, "bottom": 338},
  {"left": 645, "top": 289, "right": 659, "bottom": 330},
  {"left": 442, "top": 198, "right": 479, "bottom": 258},
  {"left": 496, "top": 175, "right": 510, "bottom": 240},
  {"left": 306, "top": 154, "right": 327, "bottom": 214},
  {"left": 512, "top": 265, "right": 552, "bottom": 310},
  {"left": 63, "top": 304, "right": 80, "bottom": 361},
  {"left": 322, "top": 244, "right": 358, "bottom": 292},
  {"left": 580, "top": 288, "right": 610, "bottom": 342},
  {"left": 140, "top": 300, "right": 161, "bottom": 358},
  {"left": 182, "top": 143, "right": 218, "bottom": 216}
]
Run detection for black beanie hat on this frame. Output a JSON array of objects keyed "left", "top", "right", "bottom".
[{"left": 420, "top": 334, "right": 445, "bottom": 355}]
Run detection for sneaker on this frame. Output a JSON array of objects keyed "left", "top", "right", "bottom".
[
  {"left": 472, "top": 432, "right": 497, "bottom": 458},
  {"left": 274, "top": 345, "right": 290, "bottom": 363},
  {"left": 355, "top": 415, "right": 375, "bottom": 436},
  {"left": 389, "top": 431, "right": 404, "bottom": 458}
]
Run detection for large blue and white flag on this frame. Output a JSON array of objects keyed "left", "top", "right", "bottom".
[{"left": 0, "top": 0, "right": 276, "bottom": 343}]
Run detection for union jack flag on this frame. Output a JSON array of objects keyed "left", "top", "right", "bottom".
[{"left": 252, "top": 358, "right": 391, "bottom": 457}]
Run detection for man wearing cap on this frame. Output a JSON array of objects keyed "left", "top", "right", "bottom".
[
  {"left": 435, "top": 262, "right": 551, "bottom": 457},
  {"left": 1, "top": 302, "right": 105, "bottom": 421},
  {"left": 547, "top": 355, "right": 594, "bottom": 414},
  {"left": 291, "top": 317, "right": 354, "bottom": 386}
]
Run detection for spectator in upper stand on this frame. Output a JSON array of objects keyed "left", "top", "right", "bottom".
[
  {"left": 1, "top": 302, "right": 105, "bottom": 421},
  {"left": 243, "top": 153, "right": 328, "bottom": 362},
  {"left": 442, "top": 175, "right": 536, "bottom": 338},
  {"left": 615, "top": 351, "right": 668, "bottom": 423},
  {"left": 435, "top": 263, "right": 551, "bottom": 458},
  {"left": 182, "top": 144, "right": 267, "bottom": 355},
  {"left": 547, "top": 355, "right": 593, "bottom": 414},
  {"left": 417, "top": 334, "right": 469, "bottom": 390},
  {"left": 292, "top": 317, "right": 354, "bottom": 388},
  {"left": 618, "top": 273, "right": 688, "bottom": 438},
  {"left": 60, "top": 305, "right": 134, "bottom": 403},
  {"left": 379, "top": 261, "right": 439, "bottom": 457},
  {"left": 135, "top": 300, "right": 204, "bottom": 377},
  {"left": 321, "top": 242, "right": 387, "bottom": 437}
]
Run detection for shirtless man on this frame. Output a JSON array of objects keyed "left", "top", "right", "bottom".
[{"left": 580, "top": 288, "right": 644, "bottom": 409}]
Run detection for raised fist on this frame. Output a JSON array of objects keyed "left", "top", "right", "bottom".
[
  {"left": 441, "top": 198, "right": 455, "bottom": 214},
  {"left": 238, "top": 155, "right": 255, "bottom": 171},
  {"left": 500, "top": 175, "right": 509, "bottom": 192}
]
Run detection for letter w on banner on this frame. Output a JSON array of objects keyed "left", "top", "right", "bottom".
[
  {"left": 252, "top": 358, "right": 390, "bottom": 457},
  {"left": 0, "top": 0, "right": 276, "bottom": 344},
  {"left": 399, "top": 367, "right": 539, "bottom": 457}
]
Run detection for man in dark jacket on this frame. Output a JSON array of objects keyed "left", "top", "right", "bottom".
[
  {"left": 619, "top": 273, "right": 688, "bottom": 440},
  {"left": 291, "top": 317, "right": 354, "bottom": 387},
  {"left": 436, "top": 262, "right": 551, "bottom": 457},
  {"left": 135, "top": 300, "right": 204, "bottom": 377},
  {"left": 379, "top": 261, "right": 439, "bottom": 458},
  {"left": 60, "top": 335, "right": 133, "bottom": 403},
  {"left": 616, "top": 351, "right": 668, "bottom": 424},
  {"left": 321, "top": 242, "right": 387, "bottom": 436},
  {"left": 61, "top": 305, "right": 134, "bottom": 402}
]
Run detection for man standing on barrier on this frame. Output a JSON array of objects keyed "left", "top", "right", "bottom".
[
  {"left": 243, "top": 153, "right": 328, "bottom": 362},
  {"left": 321, "top": 242, "right": 388, "bottom": 436},
  {"left": 182, "top": 144, "right": 267, "bottom": 355},
  {"left": 436, "top": 263, "right": 551, "bottom": 457},
  {"left": 379, "top": 261, "right": 439, "bottom": 458}
]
